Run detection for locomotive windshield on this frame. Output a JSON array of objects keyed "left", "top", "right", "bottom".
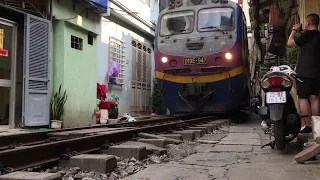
[
  {"left": 198, "top": 8, "right": 234, "bottom": 31},
  {"left": 160, "top": 11, "right": 195, "bottom": 36}
]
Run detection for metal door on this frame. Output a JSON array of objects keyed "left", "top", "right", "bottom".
[{"left": 23, "top": 14, "right": 51, "bottom": 126}]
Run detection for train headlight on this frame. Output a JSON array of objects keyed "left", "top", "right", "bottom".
[
  {"left": 225, "top": 53, "right": 232, "bottom": 60},
  {"left": 161, "top": 57, "right": 168, "bottom": 63}
]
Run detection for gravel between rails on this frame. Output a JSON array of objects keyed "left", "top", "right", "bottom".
[{"left": 22, "top": 140, "right": 201, "bottom": 180}]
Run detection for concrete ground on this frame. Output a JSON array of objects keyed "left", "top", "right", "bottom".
[
  {"left": 124, "top": 113, "right": 320, "bottom": 180},
  {"left": 0, "top": 126, "right": 29, "bottom": 136}
]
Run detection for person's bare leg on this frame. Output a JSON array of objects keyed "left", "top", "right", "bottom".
[
  {"left": 299, "top": 98, "right": 312, "bottom": 126},
  {"left": 301, "top": 118, "right": 306, "bottom": 127},
  {"left": 309, "top": 95, "right": 320, "bottom": 116}
]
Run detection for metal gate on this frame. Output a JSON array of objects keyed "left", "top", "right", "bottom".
[
  {"left": 23, "top": 14, "right": 51, "bottom": 126},
  {"left": 131, "top": 39, "right": 152, "bottom": 112}
]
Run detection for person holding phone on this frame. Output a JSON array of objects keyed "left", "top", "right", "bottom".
[{"left": 287, "top": 13, "right": 320, "bottom": 133}]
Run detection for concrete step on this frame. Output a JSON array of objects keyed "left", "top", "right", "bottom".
[
  {"left": 101, "top": 144, "right": 147, "bottom": 160},
  {"left": 122, "top": 141, "right": 167, "bottom": 155},
  {"left": 172, "top": 130, "right": 196, "bottom": 141},
  {"left": 65, "top": 154, "right": 117, "bottom": 174},
  {"left": 0, "top": 172, "right": 61, "bottom": 180},
  {"left": 138, "top": 138, "right": 167, "bottom": 148}
]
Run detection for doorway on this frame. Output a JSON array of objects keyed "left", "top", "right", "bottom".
[{"left": 0, "top": 18, "right": 17, "bottom": 128}]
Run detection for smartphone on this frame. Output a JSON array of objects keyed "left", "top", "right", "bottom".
[{"left": 298, "top": 24, "right": 303, "bottom": 32}]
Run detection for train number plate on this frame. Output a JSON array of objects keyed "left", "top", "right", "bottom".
[
  {"left": 266, "top": 91, "right": 287, "bottom": 104},
  {"left": 183, "top": 57, "right": 207, "bottom": 65}
]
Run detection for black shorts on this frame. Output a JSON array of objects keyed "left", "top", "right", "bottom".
[{"left": 296, "top": 77, "right": 320, "bottom": 99}]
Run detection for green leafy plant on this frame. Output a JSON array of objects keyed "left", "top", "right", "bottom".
[
  {"left": 111, "top": 93, "right": 120, "bottom": 104},
  {"left": 50, "top": 84, "right": 68, "bottom": 120},
  {"left": 284, "top": 46, "right": 298, "bottom": 68},
  {"left": 151, "top": 78, "right": 166, "bottom": 114}
]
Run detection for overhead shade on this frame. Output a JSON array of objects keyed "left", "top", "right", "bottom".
[{"left": 76, "top": 0, "right": 109, "bottom": 13}]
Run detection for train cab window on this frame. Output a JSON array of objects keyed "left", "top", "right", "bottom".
[
  {"left": 160, "top": 11, "right": 195, "bottom": 36},
  {"left": 198, "top": 8, "right": 234, "bottom": 32}
]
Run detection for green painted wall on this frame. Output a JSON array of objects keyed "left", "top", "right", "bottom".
[{"left": 52, "top": 0, "right": 99, "bottom": 127}]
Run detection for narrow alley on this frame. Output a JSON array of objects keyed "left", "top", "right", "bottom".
[{"left": 125, "top": 113, "right": 320, "bottom": 180}]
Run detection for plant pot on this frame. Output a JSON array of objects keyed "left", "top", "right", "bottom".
[
  {"left": 100, "top": 109, "right": 108, "bottom": 124},
  {"left": 51, "top": 120, "right": 63, "bottom": 129},
  {"left": 100, "top": 118, "right": 108, "bottom": 124}
]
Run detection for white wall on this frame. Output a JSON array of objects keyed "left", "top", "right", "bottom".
[
  {"left": 242, "top": 0, "right": 251, "bottom": 27},
  {"left": 230, "top": 0, "right": 251, "bottom": 26},
  {"left": 109, "top": 0, "right": 159, "bottom": 35},
  {"left": 96, "top": 0, "right": 159, "bottom": 115}
]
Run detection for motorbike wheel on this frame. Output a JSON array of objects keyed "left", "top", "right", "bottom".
[
  {"left": 285, "top": 133, "right": 299, "bottom": 142},
  {"left": 275, "top": 120, "right": 286, "bottom": 150}
]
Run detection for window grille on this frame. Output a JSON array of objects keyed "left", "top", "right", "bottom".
[
  {"left": 71, "top": 35, "right": 83, "bottom": 50},
  {"left": 109, "top": 37, "right": 126, "bottom": 85}
]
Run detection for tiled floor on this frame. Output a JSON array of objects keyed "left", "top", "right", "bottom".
[{"left": 0, "top": 125, "right": 29, "bottom": 136}]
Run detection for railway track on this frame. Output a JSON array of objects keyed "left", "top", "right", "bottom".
[
  {"left": 0, "top": 116, "right": 180, "bottom": 151},
  {"left": 0, "top": 115, "right": 222, "bottom": 175}
]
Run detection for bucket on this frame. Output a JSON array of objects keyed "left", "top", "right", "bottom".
[{"left": 100, "top": 109, "right": 109, "bottom": 124}]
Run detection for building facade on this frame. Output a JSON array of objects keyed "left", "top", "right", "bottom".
[
  {"left": 248, "top": 0, "right": 320, "bottom": 97},
  {"left": 0, "top": 0, "right": 51, "bottom": 128},
  {"left": 51, "top": 0, "right": 100, "bottom": 128},
  {"left": 97, "top": 0, "right": 158, "bottom": 116}
]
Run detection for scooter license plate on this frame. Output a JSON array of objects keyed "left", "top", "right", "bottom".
[{"left": 266, "top": 91, "right": 287, "bottom": 104}]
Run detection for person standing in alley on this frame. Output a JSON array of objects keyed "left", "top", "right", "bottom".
[{"left": 287, "top": 13, "right": 320, "bottom": 133}]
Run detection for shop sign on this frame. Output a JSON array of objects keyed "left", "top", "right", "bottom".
[{"left": 0, "top": 29, "right": 3, "bottom": 49}]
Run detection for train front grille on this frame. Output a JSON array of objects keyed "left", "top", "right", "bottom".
[{"left": 186, "top": 42, "right": 204, "bottom": 50}]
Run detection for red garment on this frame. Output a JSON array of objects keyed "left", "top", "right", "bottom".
[
  {"left": 99, "top": 100, "right": 117, "bottom": 110},
  {"left": 97, "top": 83, "right": 109, "bottom": 100}
]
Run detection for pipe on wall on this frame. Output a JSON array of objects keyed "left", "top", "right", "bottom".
[
  {"left": 104, "top": 9, "right": 155, "bottom": 41},
  {"left": 109, "top": 0, "right": 156, "bottom": 31}
]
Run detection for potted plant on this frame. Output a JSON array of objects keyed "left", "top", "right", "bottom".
[
  {"left": 50, "top": 84, "right": 67, "bottom": 129},
  {"left": 151, "top": 78, "right": 166, "bottom": 115}
]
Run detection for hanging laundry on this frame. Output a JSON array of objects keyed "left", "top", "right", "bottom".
[
  {"left": 96, "top": 83, "right": 109, "bottom": 100},
  {"left": 108, "top": 61, "right": 120, "bottom": 77}
]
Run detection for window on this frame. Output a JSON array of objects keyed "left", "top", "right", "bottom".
[
  {"left": 198, "top": 7, "right": 234, "bottom": 32},
  {"left": 88, "top": 33, "right": 94, "bottom": 45},
  {"left": 160, "top": 11, "right": 195, "bottom": 36},
  {"left": 71, "top": 35, "right": 83, "bottom": 50},
  {"left": 109, "top": 37, "right": 126, "bottom": 85}
]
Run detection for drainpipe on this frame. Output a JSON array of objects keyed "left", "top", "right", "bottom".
[
  {"left": 49, "top": 0, "right": 53, "bottom": 21},
  {"left": 109, "top": 0, "right": 156, "bottom": 31}
]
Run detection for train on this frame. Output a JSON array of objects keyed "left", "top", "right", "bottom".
[{"left": 154, "top": 0, "right": 250, "bottom": 114}]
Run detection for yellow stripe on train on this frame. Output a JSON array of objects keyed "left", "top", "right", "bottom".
[{"left": 155, "top": 66, "right": 245, "bottom": 84}]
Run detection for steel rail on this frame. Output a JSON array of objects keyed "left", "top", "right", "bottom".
[
  {"left": 0, "top": 116, "right": 188, "bottom": 150},
  {"left": 0, "top": 116, "right": 215, "bottom": 172}
]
